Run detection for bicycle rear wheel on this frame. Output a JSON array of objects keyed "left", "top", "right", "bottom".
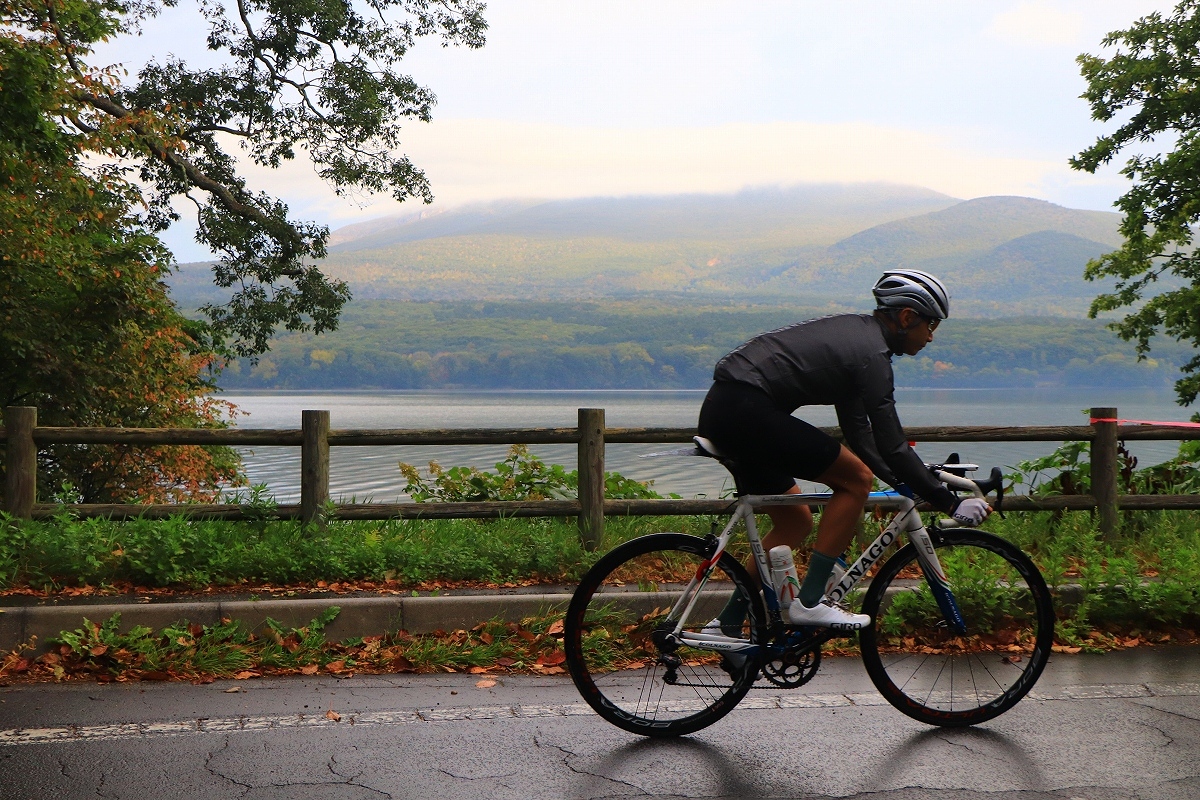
[
  {"left": 564, "top": 533, "right": 766, "bottom": 737},
  {"left": 859, "top": 528, "right": 1054, "bottom": 726}
]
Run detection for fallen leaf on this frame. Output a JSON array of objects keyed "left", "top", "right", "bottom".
[
  {"left": 89, "top": 645, "right": 108, "bottom": 657},
  {"left": 300, "top": 664, "right": 319, "bottom": 675},
  {"left": 547, "top": 620, "right": 564, "bottom": 636},
  {"left": 538, "top": 650, "right": 566, "bottom": 666},
  {"left": 495, "top": 657, "right": 517, "bottom": 667},
  {"left": 224, "top": 686, "right": 241, "bottom": 693},
  {"left": 542, "top": 666, "right": 565, "bottom": 675},
  {"left": 479, "top": 632, "right": 494, "bottom": 645},
  {"left": 325, "top": 709, "right": 341, "bottom": 722},
  {"left": 389, "top": 655, "right": 415, "bottom": 672},
  {"left": 467, "top": 666, "right": 489, "bottom": 674},
  {"left": 325, "top": 660, "right": 346, "bottom": 674},
  {"left": 233, "top": 671, "right": 257, "bottom": 680},
  {"left": 475, "top": 679, "right": 497, "bottom": 688}
]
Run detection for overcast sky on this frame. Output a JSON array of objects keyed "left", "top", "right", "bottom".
[{"left": 95, "top": 1, "right": 1176, "bottom": 260}]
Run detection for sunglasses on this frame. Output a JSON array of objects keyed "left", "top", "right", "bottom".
[{"left": 919, "top": 315, "right": 941, "bottom": 331}]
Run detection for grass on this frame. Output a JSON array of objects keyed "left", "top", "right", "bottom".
[
  {"left": 1, "top": 509, "right": 1199, "bottom": 656},
  {"left": 0, "top": 511, "right": 715, "bottom": 593},
  {"left": 0, "top": 608, "right": 578, "bottom": 684}
]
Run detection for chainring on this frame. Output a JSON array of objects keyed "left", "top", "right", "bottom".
[{"left": 761, "top": 643, "right": 822, "bottom": 688}]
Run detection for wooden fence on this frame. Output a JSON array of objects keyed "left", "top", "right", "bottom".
[{"left": 4, "top": 405, "right": 1200, "bottom": 547}]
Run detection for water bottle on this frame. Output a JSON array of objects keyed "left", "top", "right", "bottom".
[
  {"left": 824, "top": 552, "right": 849, "bottom": 596},
  {"left": 768, "top": 545, "right": 800, "bottom": 610}
]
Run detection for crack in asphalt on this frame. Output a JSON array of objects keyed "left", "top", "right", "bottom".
[
  {"left": 932, "top": 733, "right": 991, "bottom": 759},
  {"left": 329, "top": 751, "right": 396, "bottom": 799},
  {"left": 1131, "top": 698, "right": 1200, "bottom": 725},
  {"left": 95, "top": 767, "right": 109, "bottom": 800},
  {"left": 434, "top": 765, "right": 522, "bottom": 782},
  {"left": 203, "top": 736, "right": 254, "bottom": 797},
  {"left": 1129, "top": 716, "right": 1177, "bottom": 749},
  {"left": 532, "top": 734, "right": 651, "bottom": 796}
]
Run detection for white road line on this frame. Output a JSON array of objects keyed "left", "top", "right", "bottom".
[{"left": 0, "top": 682, "right": 1195, "bottom": 746}]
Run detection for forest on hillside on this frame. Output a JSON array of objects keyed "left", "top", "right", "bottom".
[{"left": 217, "top": 299, "right": 1189, "bottom": 391}]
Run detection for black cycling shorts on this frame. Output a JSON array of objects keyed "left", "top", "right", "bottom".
[{"left": 697, "top": 380, "right": 842, "bottom": 496}]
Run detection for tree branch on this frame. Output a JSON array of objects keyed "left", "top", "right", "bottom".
[{"left": 75, "top": 90, "right": 305, "bottom": 273}]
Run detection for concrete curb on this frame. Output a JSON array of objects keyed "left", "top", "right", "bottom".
[{"left": 0, "top": 594, "right": 576, "bottom": 654}]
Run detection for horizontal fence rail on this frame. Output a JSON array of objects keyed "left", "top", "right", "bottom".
[{"left": 5, "top": 405, "right": 1200, "bottom": 544}]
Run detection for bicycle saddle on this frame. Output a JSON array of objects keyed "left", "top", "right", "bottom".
[{"left": 692, "top": 436, "right": 724, "bottom": 458}]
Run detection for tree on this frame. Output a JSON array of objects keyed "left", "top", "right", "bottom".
[
  {"left": 1, "top": 29, "right": 239, "bottom": 502},
  {"left": 1072, "top": 0, "right": 1200, "bottom": 406},
  {"left": 3, "top": 0, "right": 487, "bottom": 357}
]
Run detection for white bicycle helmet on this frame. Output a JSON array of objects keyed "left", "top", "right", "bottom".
[{"left": 872, "top": 269, "right": 950, "bottom": 320}]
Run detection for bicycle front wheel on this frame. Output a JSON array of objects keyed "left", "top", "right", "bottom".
[
  {"left": 564, "top": 533, "right": 767, "bottom": 737},
  {"left": 859, "top": 528, "right": 1054, "bottom": 726}
]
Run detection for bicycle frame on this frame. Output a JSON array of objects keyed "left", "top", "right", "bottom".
[{"left": 670, "top": 470, "right": 981, "bottom": 658}]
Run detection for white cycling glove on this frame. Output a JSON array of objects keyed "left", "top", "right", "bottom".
[{"left": 952, "top": 497, "right": 991, "bottom": 527}]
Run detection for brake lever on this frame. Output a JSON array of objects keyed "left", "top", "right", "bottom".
[{"left": 973, "top": 466, "right": 1005, "bottom": 519}]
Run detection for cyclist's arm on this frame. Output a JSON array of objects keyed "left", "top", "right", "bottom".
[
  {"left": 858, "top": 356, "right": 959, "bottom": 512},
  {"left": 835, "top": 400, "right": 900, "bottom": 487}
]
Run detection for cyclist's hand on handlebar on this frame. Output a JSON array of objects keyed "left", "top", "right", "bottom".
[{"left": 952, "top": 497, "right": 992, "bottom": 527}]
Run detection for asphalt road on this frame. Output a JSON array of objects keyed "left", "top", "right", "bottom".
[{"left": 1, "top": 646, "right": 1198, "bottom": 800}]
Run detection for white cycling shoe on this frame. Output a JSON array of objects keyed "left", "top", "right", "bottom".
[
  {"left": 703, "top": 618, "right": 749, "bottom": 672},
  {"left": 787, "top": 601, "right": 871, "bottom": 630}
]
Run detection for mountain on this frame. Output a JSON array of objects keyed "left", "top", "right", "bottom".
[
  {"left": 326, "top": 184, "right": 958, "bottom": 251},
  {"left": 828, "top": 196, "right": 1122, "bottom": 264},
  {"left": 755, "top": 196, "right": 1124, "bottom": 313},
  {"left": 167, "top": 185, "right": 1124, "bottom": 316}
]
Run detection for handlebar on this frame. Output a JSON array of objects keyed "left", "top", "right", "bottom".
[{"left": 932, "top": 465, "right": 1005, "bottom": 528}]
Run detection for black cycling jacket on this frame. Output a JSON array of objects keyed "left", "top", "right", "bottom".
[{"left": 712, "top": 313, "right": 958, "bottom": 512}]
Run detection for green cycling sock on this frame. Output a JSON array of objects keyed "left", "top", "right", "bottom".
[
  {"left": 799, "top": 551, "right": 838, "bottom": 608},
  {"left": 716, "top": 590, "right": 750, "bottom": 633}
]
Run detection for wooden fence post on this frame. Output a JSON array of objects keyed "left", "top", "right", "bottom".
[
  {"left": 4, "top": 407, "right": 37, "bottom": 519},
  {"left": 301, "top": 410, "right": 330, "bottom": 525},
  {"left": 1090, "top": 406, "right": 1119, "bottom": 540},
  {"left": 578, "top": 408, "right": 605, "bottom": 551}
]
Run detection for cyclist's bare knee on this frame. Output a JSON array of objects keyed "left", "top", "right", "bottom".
[
  {"left": 819, "top": 447, "right": 873, "bottom": 500},
  {"left": 766, "top": 503, "right": 813, "bottom": 538}
]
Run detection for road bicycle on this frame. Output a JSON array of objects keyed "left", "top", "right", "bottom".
[{"left": 564, "top": 441, "right": 1054, "bottom": 737}]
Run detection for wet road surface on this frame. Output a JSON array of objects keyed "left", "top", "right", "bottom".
[{"left": 1, "top": 646, "right": 1197, "bottom": 799}]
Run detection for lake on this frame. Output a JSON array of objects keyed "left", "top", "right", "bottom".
[{"left": 214, "top": 387, "right": 1192, "bottom": 503}]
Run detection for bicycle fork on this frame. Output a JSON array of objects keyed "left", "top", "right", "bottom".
[{"left": 909, "top": 521, "right": 967, "bottom": 636}]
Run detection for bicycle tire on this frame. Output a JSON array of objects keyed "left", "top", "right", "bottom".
[
  {"left": 859, "top": 528, "right": 1054, "bottom": 726},
  {"left": 564, "top": 533, "right": 767, "bottom": 737}
]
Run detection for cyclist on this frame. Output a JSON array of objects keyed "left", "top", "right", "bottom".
[{"left": 697, "top": 269, "right": 991, "bottom": 631}]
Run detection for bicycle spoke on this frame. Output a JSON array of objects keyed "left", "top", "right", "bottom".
[
  {"left": 860, "top": 529, "right": 1053, "bottom": 726},
  {"left": 565, "top": 533, "right": 765, "bottom": 737}
]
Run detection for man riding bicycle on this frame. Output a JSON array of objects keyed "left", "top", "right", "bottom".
[{"left": 697, "top": 269, "right": 991, "bottom": 631}]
